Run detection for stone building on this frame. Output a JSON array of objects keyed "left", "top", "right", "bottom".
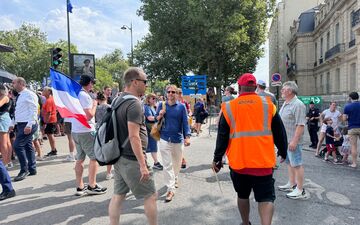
[
  {"left": 269, "top": 0, "right": 322, "bottom": 94},
  {"left": 286, "top": 0, "right": 358, "bottom": 108}
]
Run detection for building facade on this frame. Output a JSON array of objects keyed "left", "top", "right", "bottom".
[
  {"left": 286, "top": 0, "right": 358, "bottom": 107},
  {"left": 269, "top": 0, "right": 322, "bottom": 94}
]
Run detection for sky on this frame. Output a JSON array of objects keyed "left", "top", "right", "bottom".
[{"left": 0, "top": 0, "right": 269, "bottom": 84}]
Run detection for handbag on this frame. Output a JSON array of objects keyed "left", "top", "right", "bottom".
[{"left": 150, "top": 101, "right": 166, "bottom": 141}]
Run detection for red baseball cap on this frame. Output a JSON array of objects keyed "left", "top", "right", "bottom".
[{"left": 238, "top": 73, "right": 257, "bottom": 87}]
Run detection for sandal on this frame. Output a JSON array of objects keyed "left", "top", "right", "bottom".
[{"left": 349, "top": 164, "right": 357, "bottom": 168}]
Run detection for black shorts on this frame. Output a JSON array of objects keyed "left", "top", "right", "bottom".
[
  {"left": 230, "top": 170, "right": 275, "bottom": 203},
  {"left": 44, "top": 123, "right": 57, "bottom": 134}
]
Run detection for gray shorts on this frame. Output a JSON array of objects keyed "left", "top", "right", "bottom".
[
  {"left": 72, "top": 132, "right": 96, "bottom": 160},
  {"left": 113, "top": 157, "right": 156, "bottom": 199}
]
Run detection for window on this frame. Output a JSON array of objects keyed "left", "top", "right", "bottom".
[
  {"left": 326, "top": 72, "right": 330, "bottom": 93},
  {"left": 350, "top": 63, "right": 356, "bottom": 91},
  {"left": 320, "top": 38, "right": 324, "bottom": 57},
  {"left": 350, "top": 12, "right": 355, "bottom": 41},
  {"left": 327, "top": 32, "right": 330, "bottom": 50},
  {"left": 335, "top": 68, "right": 340, "bottom": 92},
  {"left": 315, "top": 42, "right": 318, "bottom": 60},
  {"left": 320, "top": 74, "right": 323, "bottom": 94},
  {"left": 335, "top": 23, "right": 340, "bottom": 45},
  {"left": 315, "top": 76, "right": 318, "bottom": 94}
]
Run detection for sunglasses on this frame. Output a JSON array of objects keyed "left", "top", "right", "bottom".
[
  {"left": 135, "top": 79, "right": 147, "bottom": 84},
  {"left": 167, "top": 91, "right": 176, "bottom": 94}
]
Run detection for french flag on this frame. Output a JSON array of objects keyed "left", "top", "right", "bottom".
[{"left": 50, "top": 68, "right": 90, "bottom": 128}]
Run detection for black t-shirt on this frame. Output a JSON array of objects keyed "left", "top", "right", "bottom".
[
  {"left": 307, "top": 107, "right": 320, "bottom": 126},
  {"left": 325, "top": 126, "right": 335, "bottom": 144},
  {"left": 115, "top": 93, "right": 147, "bottom": 161}
]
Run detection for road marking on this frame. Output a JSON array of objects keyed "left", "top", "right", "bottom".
[
  {"left": 326, "top": 192, "right": 351, "bottom": 206},
  {"left": 304, "top": 178, "right": 325, "bottom": 200}
]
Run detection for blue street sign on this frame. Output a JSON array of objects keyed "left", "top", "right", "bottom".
[{"left": 181, "top": 75, "right": 207, "bottom": 96}]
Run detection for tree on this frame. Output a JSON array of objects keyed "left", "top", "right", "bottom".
[
  {"left": 96, "top": 49, "right": 129, "bottom": 90},
  {"left": 137, "top": 0, "right": 275, "bottom": 100}
]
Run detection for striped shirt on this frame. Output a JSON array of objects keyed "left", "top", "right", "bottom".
[{"left": 279, "top": 96, "right": 306, "bottom": 144}]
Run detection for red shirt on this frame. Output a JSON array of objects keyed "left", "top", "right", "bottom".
[{"left": 42, "top": 96, "right": 57, "bottom": 123}]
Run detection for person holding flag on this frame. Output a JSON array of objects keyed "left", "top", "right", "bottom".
[{"left": 50, "top": 69, "right": 107, "bottom": 196}]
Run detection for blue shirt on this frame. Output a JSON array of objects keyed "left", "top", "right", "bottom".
[
  {"left": 325, "top": 126, "right": 335, "bottom": 145},
  {"left": 144, "top": 104, "right": 156, "bottom": 124},
  {"left": 344, "top": 101, "right": 360, "bottom": 129},
  {"left": 156, "top": 101, "right": 191, "bottom": 143}
]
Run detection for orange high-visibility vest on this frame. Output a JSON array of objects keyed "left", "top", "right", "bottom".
[{"left": 221, "top": 94, "right": 276, "bottom": 170}]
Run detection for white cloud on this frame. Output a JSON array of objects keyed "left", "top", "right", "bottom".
[{"left": 0, "top": 15, "right": 18, "bottom": 31}]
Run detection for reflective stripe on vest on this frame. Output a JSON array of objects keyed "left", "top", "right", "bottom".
[{"left": 224, "top": 96, "right": 271, "bottom": 139}]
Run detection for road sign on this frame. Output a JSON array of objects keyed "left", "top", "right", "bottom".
[
  {"left": 298, "top": 96, "right": 322, "bottom": 104},
  {"left": 271, "top": 73, "right": 282, "bottom": 87},
  {"left": 181, "top": 75, "right": 207, "bottom": 96},
  {"left": 271, "top": 73, "right": 281, "bottom": 82}
]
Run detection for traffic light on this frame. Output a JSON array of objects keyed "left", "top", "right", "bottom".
[{"left": 51, "top": 47, "right": 63, "bottom": 69}]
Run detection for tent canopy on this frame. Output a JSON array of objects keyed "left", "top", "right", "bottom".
[
  {"left": 0, "top": 43, "right": 14, "bottom": 52},
  {"left": 0, "top": 69, "right": 17, "bottom": 83}
]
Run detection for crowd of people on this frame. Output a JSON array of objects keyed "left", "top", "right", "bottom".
[{"left": 0, "top": 68, "right": 359, "bottom": 225}]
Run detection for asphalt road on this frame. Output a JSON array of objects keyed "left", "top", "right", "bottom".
[{"left": 1, "top": 123, "right": 359, "bottom": 225}]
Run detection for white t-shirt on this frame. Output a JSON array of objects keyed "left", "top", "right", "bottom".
[
  {"left": 322, "top": 109, "right": 341, "bottom": 130},
  {"left": 71, "top": 90, "right": 95, "bottom": 133}
]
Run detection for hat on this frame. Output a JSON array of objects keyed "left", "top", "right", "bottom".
[
  {"left": 79, "top": 75, "right": 96, "bottom": 86},
  {"left": 238, "top": 73, "right": 257, "bottom": 87},
  {"left": 257, "top": 80, "right": 266, "bottom": 87},
  {"left": 309, "top": 101, "right": 315, "bottom": 104}
]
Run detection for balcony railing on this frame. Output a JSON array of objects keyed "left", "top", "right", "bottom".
[
  {"left": 287, "top": 63, "right": 296, "bottom": 76},
  {"left": 352, "top": 9, "right": 360, "bottom": 27},
  {"left": 325, "top": 43, "right": 344, "bottom": 60},
  {"left": 349, "top": 39, "right": 356, "bottom": 48}
]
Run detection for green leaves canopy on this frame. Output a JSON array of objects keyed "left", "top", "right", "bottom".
[{"left": 136, "top": 0, "right": 275, "bottom": 88}]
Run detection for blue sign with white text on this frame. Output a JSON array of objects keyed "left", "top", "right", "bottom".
[{"left": 181, "top": 75, "right": 207, "bottom": 95}]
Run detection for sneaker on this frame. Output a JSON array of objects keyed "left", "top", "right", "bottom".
[
  {"left": 153, "top": 162, "right": 164, "bottom": 170},
  {"left": 286, "top": 188, "right": 308, "bottom": 199},
  {"left": 106, "top": 173, "right": 114, "bottom": 180},
  {"left": 165, "top": 191, "right": 174, "bottom": 202},
  {"left": 6, "top": 162, "right": 14, "bottom": 169},
  {"left": 36, "top": 156, "right": 45, "bottom": 161},
  {"left": 45, "top": 150, "right": 57, "bottom": 157},
  {"left": 86, "top": 184, "right": 107, "bottom": 195},
  {"left": 278, "top": 182, "right": 297, "bottom": 192},
  {"left": 65, "top": 155, "right": 75, "bottom": 162},
  {"left": 75, "top": 185, "right": 88, "bottom": 196}
]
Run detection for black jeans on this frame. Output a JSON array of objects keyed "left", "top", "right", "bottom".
[{"left": 309, "top": 125, "right": 318, "bottom": 146}]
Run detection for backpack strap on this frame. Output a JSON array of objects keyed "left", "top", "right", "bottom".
[{"left": 111, "top": 95, "right": 138, "bottom": 148}]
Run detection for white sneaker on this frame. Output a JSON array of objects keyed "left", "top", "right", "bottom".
[
  {"left": 65, "top": 155, "right": 75, "bottom": 162},
  {"left": 286, "top": 187, "right": 308, "bottom": 199},
  {"left": 278, "top": 182, "right": 297, "bottom": 192},
  {"left": 106, "top": 173, "right": 114, "bottom": 180}
]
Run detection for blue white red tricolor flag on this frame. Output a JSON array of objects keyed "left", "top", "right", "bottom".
[{"left": 50, "top": 68, "right": 90, "bottom": 128}]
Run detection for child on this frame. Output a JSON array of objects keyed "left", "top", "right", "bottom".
[
  {"left": 339, "top": 127, "right": 351, "bottom": 164},
  {"left": 323, "top": 118, "right": 339, "bottom": 163}
]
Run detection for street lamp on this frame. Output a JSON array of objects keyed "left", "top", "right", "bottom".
[{"left": 121, "top": 22, "right": 133, "bottom": 65}]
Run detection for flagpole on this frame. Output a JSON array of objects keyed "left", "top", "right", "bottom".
[{"left": 66, "top": 0, "right": 71, "bottom": 76}]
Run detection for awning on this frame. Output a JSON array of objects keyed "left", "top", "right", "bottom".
[
  {"left": 0, "top": 43, "right": 14, "bottom": 52},
  {"left": 0, "top": 69, "right": 17, "bottom": 83}
]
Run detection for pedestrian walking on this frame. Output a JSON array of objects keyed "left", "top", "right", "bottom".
[
  {"left": 256, "top": 80, "right": 277, "bottom": 105},
  {"left": 306, "top": 101, "right": 320, "bottom": 148},
  {"left": 42, "top": 87, "right": 58, "bottom": 157},
  {"left": 212, "top": 73, "right": 287, "bottom": 225},
  {"left": 343, "top": 92, "right": 360, "bottom": 168},
  {"left": 10, "top": 77, "right": 39, "bottom": 182},
  {"left": 0, "top": 160, "right": 16, "bottom": 201},
  {"left": 278, "top": 81, "right": 308, "bottom": 199},
  {"left": 156, "top": 85, "right": 191, "bottom": 202},
  {"left": 108, "top": 67, "right": 157, "bottom": 225},
  {"left": 0, "top": 83, "right": 12, "bottom": 165},
  {"left": 72, "top": 75, "right": 107, "bottom": 196}
]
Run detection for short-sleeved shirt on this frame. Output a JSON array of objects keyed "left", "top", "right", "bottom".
[
  {"left": 222, "top": 95, "right": 234, "bottom": 103},
  {"left": 115, "top": 93, "right": 147, "bottom": 161},
  {"left": 42, "top": 96, "right": 57, "bottom": 123},
  {"left": 279, "top": 96, "right": 306, "bottom": 144},
  {"left": 344, "top": 101, "right": 360, "bottom": 130},
  {"left": 325, "top": 126, "right": 335, "bottom": 144},
  {"left": 144, "top": 104, "right": 156, "bottom": 123},
  {"left": 322, "top": 109, "right": 341, "bottom": 129},
  {"left": 71, "top": 90, "right": 95, "bottom": 133},
  {"left": 258, "top": 91, "right": 277, "bottom": 105}
]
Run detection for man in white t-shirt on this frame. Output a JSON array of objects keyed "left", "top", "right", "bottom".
[
  {"left": 72, "top": 75, "right": 107, "bottom": 196},
  {"left": 315, "top": 101, "right": 342, "bottom": 156}
]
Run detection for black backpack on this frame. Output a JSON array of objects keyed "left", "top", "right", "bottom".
[{"left": 94, "top": 95, "right": 138, "bottom": 166}]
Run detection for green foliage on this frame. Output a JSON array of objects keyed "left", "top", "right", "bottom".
[
  {"left": 94, "top": 66, "right": 113, "bottom": 91},
  {"left": 136, "top": 0, "right": 276, "bottom": 90},
  {"left": 149, "top": 79, "right": 169, "bottom": 95},
  {"left": 96, "top": 49, "right": 129, "bottom": 90}
]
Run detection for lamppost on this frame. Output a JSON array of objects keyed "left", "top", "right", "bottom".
[{"left": 121, "top": 22, "right": 133, "bottom": 65}]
